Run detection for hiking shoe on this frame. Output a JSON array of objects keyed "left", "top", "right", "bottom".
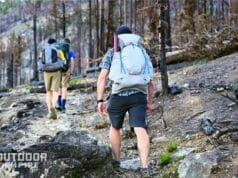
[
  {"left": 50, "top": 107, "right": 57, "bottom": 120},
  {"left": 55, "top": 102, "right": 62, "bottom": 111},
  {"left": 61, "top": 108, "right": 66, "bottom": 113},
  {"left": 139, "top": 167, "right": 151, "bottom": 178},
  {"left": 111, "top": 160, "right": 120, "bottom": 169}
]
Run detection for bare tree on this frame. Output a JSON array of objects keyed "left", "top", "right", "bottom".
[
  {"left": 75, "top": 0, "right": 82, "bottom": 74},
  {"left": 165, "top": 0, "right": 172, "bottom": 51},
  {"left": 96, "top": 0, "right": 100, "bottom": 57},
  {"left": 159, "top": 0, "right": 169, "bottom": 94},
  {"left": 100, "top": 0, "right": 105, "bottom": 54},
  {"left": 106, "top": 0, "right": 116, "bottom": 48},
  {"left": 33, "top": 0, "right": 40, "bottom": 81},
  {"left": 62, "top": 0, "right": 66, "bottom": 38},
  {"left": 88, "top": 0, "right": 93, "bottom": 66},
  {"left": 124, "top": 0, "right": 127, "bottom": 24},
  {"left": 130, "top": 0, "right": 133, "bottom": 29},
  {"left": 119, "top": 0, "right": 123, "bottom": 25},
  {"left": 133, "top": 0, "right": 137, "bottom": 32}
]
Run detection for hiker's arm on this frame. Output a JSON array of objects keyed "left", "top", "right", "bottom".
[
  {"left": 97, "top": 69, "right": 109, "bottom": 114},
  {"left": 70, "top": 57, "right": 75, "bottom": 76},
  {"left": 146, "top": 80, "right": 154, "bottom": 116}
]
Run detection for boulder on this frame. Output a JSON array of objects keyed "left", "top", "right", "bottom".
[
  {"left": 178, "top": 151, "right": 221, "bottom": 178},
  {"left": 0, "top": 130, "right": 112, "bottom": 178}
]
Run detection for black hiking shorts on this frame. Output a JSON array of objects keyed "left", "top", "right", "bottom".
[{"left": 107, "top": 92, "right": 147, "bottom": 129}]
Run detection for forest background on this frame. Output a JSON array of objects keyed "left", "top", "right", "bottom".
[{"left": 0, "top": 0, "right": 238, "bottom": 91}]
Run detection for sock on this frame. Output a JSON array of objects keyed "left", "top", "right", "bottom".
[
  {"left": 57, "top": 96, "right": 62, "bottom": 107},
  {"left": 62, "top": 99, "right": 66, "bottom": 110}
]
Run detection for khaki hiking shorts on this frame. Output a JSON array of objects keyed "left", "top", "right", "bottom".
[
  {"left": 43, "top": 71, "right": 61, "bottom": 92},
  {"left": 61, "top": 71, "right": 71, "bottom": 88}
]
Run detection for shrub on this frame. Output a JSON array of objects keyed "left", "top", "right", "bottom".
[
  {"left": 166, "top": 140, "right": 178, "bottom": 153},
  {"left": 159, "top": 152, "right": 172, "bottom": 166}
]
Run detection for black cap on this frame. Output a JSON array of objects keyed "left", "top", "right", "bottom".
[
  {"left": 48, "top": 37, "right": 56, "bottom": 44},
  {"left": 116, "top": 25, "right": 132, "bottom": 35}
]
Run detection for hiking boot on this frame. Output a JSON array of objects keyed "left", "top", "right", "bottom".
[
  {"left": 111, "top": 160, "right": 120, "bottom": 169},
  {"left": 50, "top": 107, "right": 57, "bottom": 120},
  {"left": 61, "top": 108, "right": 66, "bottom": 113},
  {"left": 55, "top": 102, "right": 62, "bottom": 111},
  {"left": 139, "top": 167, "right": 151, "bottom": 178}
]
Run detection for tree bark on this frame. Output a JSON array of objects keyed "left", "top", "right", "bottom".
[
  {"left": 124, "top": 0, "right": 127, "bottom": 24},
  {"left": 100, "top": 0, "right": 105, "bottom": 54},
  {"left": 62, "top": 1, "right": 66, "bottom": 38},
  {"left": 96, "top": 0, "right": 100, "bottom": 57},
  {"left": 130, "top": 0, "right": 133, "bottom": 30},
  {"left": 133, "top": 0, "right": 137, "bottom": 32},
  {"left": 119, "top": 0, "right": 123, "bottom": 25},
  {"left": 210, "top": 0, "right": 214, "bottom": 32},
  {"left": 165, "top": 0, "right": 172, "bottom": 51},
  {"left": 89, "top": 0, "right": 93, "bottom": 66},
  {"left": 76, "top": 0, "right": 82, "bottom": 74},
  {"left": 141, "top": 0, "right": 144, "bottom": 34},
  {"left": 160, "top": 0, "right": 169, "bottom": 95},
  {"left": 33, "top": 1, "right": 38, "bottom": 81},
  {"left": 106, "top": 0, "right": 116, "bottom": 48},
  {"left": 7, "top": 54, "right": 13, "bottom": 88}
]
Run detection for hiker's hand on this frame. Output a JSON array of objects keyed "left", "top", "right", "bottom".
[
  {"left": 97, "top": 102, "right": 107, "bottom": 114},
  {"left": 146, "top": 102, "right": 153, "bottom": 116}
]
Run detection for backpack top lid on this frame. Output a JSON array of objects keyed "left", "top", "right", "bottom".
[
  {"left": 57, "top": 41, "right": 70, "bottom": 57},
  {"left": 118, "top": 34, "right": 141, "bottom": 49}
]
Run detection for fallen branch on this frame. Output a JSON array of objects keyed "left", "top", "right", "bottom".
[
  {"left": 186, "top": 111, "right": 206, "bottom": 122},
  {"left": 213, "top": 128, "right": 238, "bottom": 139},
  {"left": 30, "top": 82, "right": 96, "bottom": 93}
]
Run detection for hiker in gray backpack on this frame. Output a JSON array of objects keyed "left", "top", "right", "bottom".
[
  {"left": 38, "top": 37, "right": 66, "bottom": 120},
  {"left": 97, "top": 25, "right": 154, "bottom": 176}
]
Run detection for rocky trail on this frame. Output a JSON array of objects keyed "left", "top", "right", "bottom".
[{"left": 0, "top": 53, "right": 238, "bottom": 177}]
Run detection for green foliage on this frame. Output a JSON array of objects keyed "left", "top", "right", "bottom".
[
  {"left": 160, "top": 162, "right": 179, "bottom": 178},
  {"left": 166, "top": 140, "right": 178, "bottom": 153},
  {"left": 0, "top": 86, "right": 9, "bottom": 92},
  {"left": 69, "top": 78, "right": 80, "bottom": 85},
  {"left": 171, "top": 163, "right": 179, "bottom": 173},
  {"left": 159, "top": 152, "right": 172, "bottom": 166},
  {"left": 67, "top": 170, "right": 80, "bottom": 178},
  {"left": 0, "top": 0, "right": 20, "bottom": 14}
]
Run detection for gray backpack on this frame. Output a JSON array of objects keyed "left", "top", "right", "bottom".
[
  {"left": 41, "top": 44, "right": 64, "bottom": 72},
  {"left": 109, "top": 34, "right": 153, "bottom": 89}
]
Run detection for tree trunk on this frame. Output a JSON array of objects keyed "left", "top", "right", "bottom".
[
  {"left": 141, "top": 0, "right": 144, "bottom": 34},
  {"left": 62, "top": 1, "right": 66, "bottom": 38},
  {"left": 52, "top": 0, "right": 58, "bottom": 39},
  {"left": 124, "top": 0, "right": 127, "bottom": 24},
  {"left": 165, "top": 0, "right": 172, "bottom": 51},
  {"left": 100, "top": 0, "right": 105, "bottom": 54},
  {"left": 96, "top": 0, "right": 100, "bottom": 57},
  {"left": 160, "top": 0, "right": 169, "bottom": 95},
  {"left": 89, "top": 0, "right": 93, "bottom": 66},
  {"left": 130, "top": 0, "right": 133, "bottom": 29},
  {"left": 106, "top": 0, "right": 116, "bottom": 48},
  {"left": 33, "top": 2, "right": 38, "bottom": 81},
  {"left": 7, "top": 54, "right": 14, "bottom": 88},
  {"left": 76, "top": 0, "right": 82, "bottom": 74},
  {"left": 119, "top": 0, "right": 123, "bottom": 25},
  {"left": 133, "top": 0, "right": 137, "bottom": 32},
  {"left": 210, "top": 0, "right": 214, "bottom": 32}
]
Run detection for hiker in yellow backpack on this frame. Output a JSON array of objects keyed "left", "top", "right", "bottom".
[{"left": 55, "top": 38, "right": 76, "bottom": 113}]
